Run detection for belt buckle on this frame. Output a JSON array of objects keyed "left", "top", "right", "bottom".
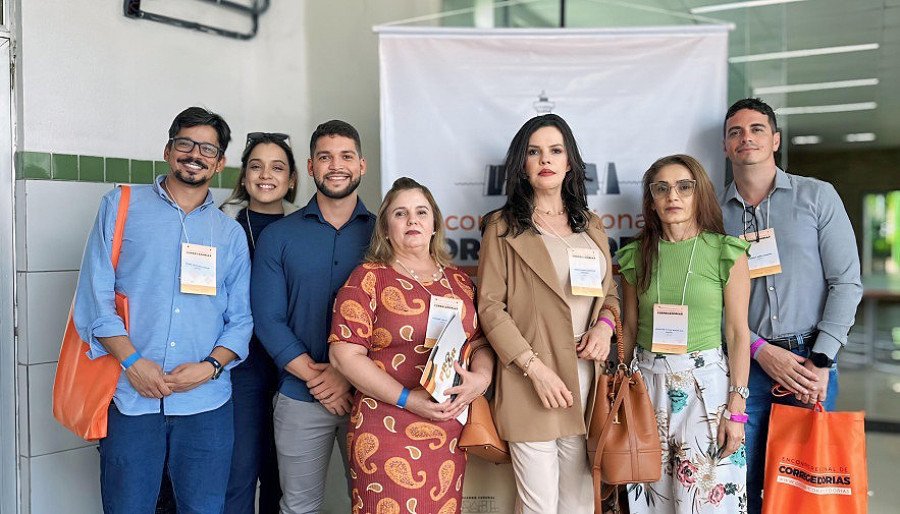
[{"left": 794, "top": 333, "right": 803, "bottom": 350}]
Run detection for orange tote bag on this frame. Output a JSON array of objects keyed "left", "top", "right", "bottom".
[
  {"left": 52, "top": 185, "right": 131, "bottom": 441},
  {"left": 762, "top": 399, "right": 867, "bottom": 514}
]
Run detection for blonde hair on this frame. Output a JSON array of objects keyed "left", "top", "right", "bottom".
[{"left": 365, "top": 177, "right": 452, "bottom": 267}]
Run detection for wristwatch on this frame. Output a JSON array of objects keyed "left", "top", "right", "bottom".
[
  {"left": 728, "top": 385, "right": 750, "bottom": 400},
  {"left": 202, "top": 356, "right": 224, "bottom": 380},
  {"left": 808, "top": 352, "right": 835, "bottom": 369}
]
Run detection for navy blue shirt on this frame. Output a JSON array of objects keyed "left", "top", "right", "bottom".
[{"left": 251, "top": 195, "right": 375, "bottom": 402}]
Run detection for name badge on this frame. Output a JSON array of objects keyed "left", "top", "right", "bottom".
[
  {"left": 568, "top": 247, "right": 606, "bottom": 296},
  {"left": 180, "top": 243, "right": 217, "bottom": 296},
  {"left": 740, "top": 228, "right": 782, "bottom": 279},
  {"left": 651, "top": 303, "right": 688, "bottom": 354},
  {"left": 424, "top": 296, "right": 463, "bottom": 348}
]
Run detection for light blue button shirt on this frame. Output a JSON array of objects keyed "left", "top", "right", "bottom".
[
  {"left": 74, "top": 176, "right": 252, "bottom": 416},
  {"left": 720, "top": 168, "right": 862, "bottom": 360}
]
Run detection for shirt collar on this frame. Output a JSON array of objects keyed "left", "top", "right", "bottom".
[
  {"left": 152, "top": 174, "right": 215, "bottom": 212},
  {"left": 301, "top": 194, "right": 374, "bottom": 224},
  {"left": 724, "top": 166, "right": 792, "bottom": 205}
]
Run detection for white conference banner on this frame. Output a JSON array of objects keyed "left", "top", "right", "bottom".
[
  {"left": 377, "top": 25, "right": 729, "bottom": 513},
  {"left": 378, "top": 25, "right": 730, "bottom": 271}
]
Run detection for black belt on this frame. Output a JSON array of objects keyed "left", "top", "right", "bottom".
[{"left": 767, "top": 331, "right": 818, "bottom": 351}]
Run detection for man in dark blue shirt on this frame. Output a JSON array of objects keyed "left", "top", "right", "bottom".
[{"left": 251, "top": 120, "right": 375, "bottom": 513}]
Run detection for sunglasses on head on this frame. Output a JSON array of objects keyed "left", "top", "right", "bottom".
[{"left": 245, "top": 132, "right": 291, "bottom": 148}]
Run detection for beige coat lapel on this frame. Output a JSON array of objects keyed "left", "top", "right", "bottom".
[{"left": 504, "top": 229, "right": 568, "bottom": 304}]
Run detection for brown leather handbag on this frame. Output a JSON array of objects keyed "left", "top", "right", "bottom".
[
  {"left": 459, "top": 395, "right": 510, "bottom": 464},
  {"left": 586, "top": 305, "right": 662, "bottom": 512}
]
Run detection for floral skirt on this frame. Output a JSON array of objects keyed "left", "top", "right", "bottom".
[{"left": 627, "top": 347, "right": 747, "bottom": 514}]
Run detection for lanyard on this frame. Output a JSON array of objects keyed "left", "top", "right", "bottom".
[
  {"left": 656, "top": 235, "right": 699, "bottom": 306},
  {"left": 245, "top": 208, "right": 256, "bottom": 250},
  {"left": 739, "top": 189, "right": 774, "bottom": 230}
]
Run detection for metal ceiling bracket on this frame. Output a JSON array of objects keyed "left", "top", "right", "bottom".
[{"left": 123, "top": 0, "right": 268, "bottom": 40}]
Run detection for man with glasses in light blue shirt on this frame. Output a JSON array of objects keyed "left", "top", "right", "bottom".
[
  {"left": 719, "top": 98, "right": 862, "bottom": 514},
  {"left": 74, "top": 106, "right": 253, "bottom": 514}
]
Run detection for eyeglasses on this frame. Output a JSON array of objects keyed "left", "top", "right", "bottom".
[
  {"left": 648, "top": 179, "right": 697, "bottom": 199},
  {"left": 245, "top": 132, "right": 291, "bottom": 148},
  {"left": 743, "top": 205, "right": 760, "bottom": 242},
  {"left": 169, "top": 137, "right": 223, "bottom": 159}
]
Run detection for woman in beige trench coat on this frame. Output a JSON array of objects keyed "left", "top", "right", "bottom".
[{"left": 477, "top": 114, "right": 619, "bottom": 514}]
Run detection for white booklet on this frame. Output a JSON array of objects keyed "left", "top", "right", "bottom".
[{"left": 419, "top": 312, "right": 469, "bottom": 424}]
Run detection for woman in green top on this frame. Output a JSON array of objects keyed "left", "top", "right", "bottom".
[{"left": 616, "top": 154, "right": 751, "bottom": 514}]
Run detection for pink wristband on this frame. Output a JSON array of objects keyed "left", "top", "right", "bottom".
[
  {"left": 598, "top": 317, "right": 615, "bottom": 331},
  {"left": 750, "top": 338, "right": 767, "bottom": 359},
  {"left": 725, "top": 410, "right": 749, "bottom": 424}
]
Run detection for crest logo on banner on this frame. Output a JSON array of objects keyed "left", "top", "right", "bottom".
[{"left": 377, "top": 27, "right": 728, "bottom": 267}]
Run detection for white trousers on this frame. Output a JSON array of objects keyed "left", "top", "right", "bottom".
[{"left": 508, "top": 358, "right": 595, "bottom": 514}]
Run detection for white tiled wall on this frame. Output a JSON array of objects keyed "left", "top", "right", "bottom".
[
  {"left": 18, "top": 180, "right": 113, "bottom": 272},
  {"left": 17, "top": 270, "right": 78, "bottom": 365},
  {"left": 24, "top": 362, "right": 95, "bottom": 457},
  {"left": 27, "top": 446, "right": 102, "bottom": 514}
]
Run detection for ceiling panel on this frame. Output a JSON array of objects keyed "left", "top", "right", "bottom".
[{"left": 443, "top": 0, "right": 900, "bottom": 149}]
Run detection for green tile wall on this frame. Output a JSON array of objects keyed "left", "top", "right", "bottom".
[{"left": 15, "top": 151, "right": 234, "bottom": 188}]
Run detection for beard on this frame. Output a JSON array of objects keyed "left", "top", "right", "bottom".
[
  {"left": 314, "top": 173, "right": 361, "bottom": 199},
  {"left": 171, "top": 158, "right": 214, "bottom": 188}
]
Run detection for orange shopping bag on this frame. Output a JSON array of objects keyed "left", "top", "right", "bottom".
[
  {"left": 52, "top": 185, "right": 131, "bottom": 441},
  {"left": 762, "top": 397, "right": 867, "bottom": 514}
]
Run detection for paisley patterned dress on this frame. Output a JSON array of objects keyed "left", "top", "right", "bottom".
[{"left": 328, "top": 262, "right": 482, "bottom": 514}]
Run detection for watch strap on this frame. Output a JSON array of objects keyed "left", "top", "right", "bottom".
[
  {"left": 728, "top": 385, "right": 750, "bottom": 399},
  {"left": 202, "top": 356, "right": 223, "bottom": 380},
  {"left": 809, "top": 352, "right": 834, "bottom": 368}
]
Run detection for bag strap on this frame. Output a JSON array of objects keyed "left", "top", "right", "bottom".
[
  {"left": 604, "top": 304, "right": 625, "bottom": 363},
  {"left": 110, "top": 185, "right": 131, "bottom": 270}
]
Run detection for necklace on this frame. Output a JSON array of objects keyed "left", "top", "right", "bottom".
[
  {"left": 395, "top": 257, "right": 444, "bottom": 284},
  {"left": 535, "top": 206, "right": 565, "bottom": 216}
]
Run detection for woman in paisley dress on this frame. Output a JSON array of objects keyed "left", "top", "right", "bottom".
[
  {"left": 329, "top": 177, "right": 495, "bottom": 514},
  {"left": 616, "top": 154, "right": 751, "bottom": 513}
]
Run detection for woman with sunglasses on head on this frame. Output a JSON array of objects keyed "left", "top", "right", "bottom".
[
  {"left": 616, "top": 154, "right": 751, "bottom": 513},
  {"left": 219, "top": 132, "right": 298, "bottom": 514},
  {"left": 477, "top": 114, "right": 619, "bottom": 514}
]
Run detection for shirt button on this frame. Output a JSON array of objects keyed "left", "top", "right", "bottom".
[
  {"left": 768, "top": 287, "right": 774, "bottom": 291},
  {"left": 174, "top": 308, "right": 181, "bottom": 314},
  {"left": 170, "top": 341, "right": 176, "bottom": 347},
  {"left": 334, "top": 261, "right": 339, "bottom": 265},
  {"left": 772, "top": 315, "right": 778, "bottom": 320}
]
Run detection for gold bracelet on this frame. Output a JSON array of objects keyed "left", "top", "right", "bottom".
[{"left": 522, "top": 352, "right": 539, "bottom": 377}]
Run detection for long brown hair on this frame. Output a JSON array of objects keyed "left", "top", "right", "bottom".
[
  {"left": 365, "top": 177, "right": 452, "bottom": 267},
  {"left": 635, "top": 154, "right": 724, "bottom": 293}
]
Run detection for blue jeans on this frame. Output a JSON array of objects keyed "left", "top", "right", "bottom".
[
  {"left": 99, "top": 400, "right": 234, "bottom": 514},
  {"left": 225, "top": 340, "right": 281, "bottom": 514},
  {"left": 744, "top": 345, "right": 839, "bottom": 514}
]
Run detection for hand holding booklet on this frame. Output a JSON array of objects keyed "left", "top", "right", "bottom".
[{"left": 419, "top": 312, "right": 471, "bottom": 424}]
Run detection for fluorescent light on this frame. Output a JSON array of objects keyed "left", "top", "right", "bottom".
[
  {"left": 754, "top": 78, "right": 879, "bottom": 95},
  {"left": 844, "top": 133, "right": 876, "bottom": 143},
  {"left": 730, "top": 43, "right": 879, "bottom": 63},
  {"left": 775, "top": 102, "right": 877, "bottom": 115},
  {"left": 692, "top": 0, "right": 806, "bottom": 14},
  {"left": 791, "top": 135, "right": 821, "bottom": 145}
]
